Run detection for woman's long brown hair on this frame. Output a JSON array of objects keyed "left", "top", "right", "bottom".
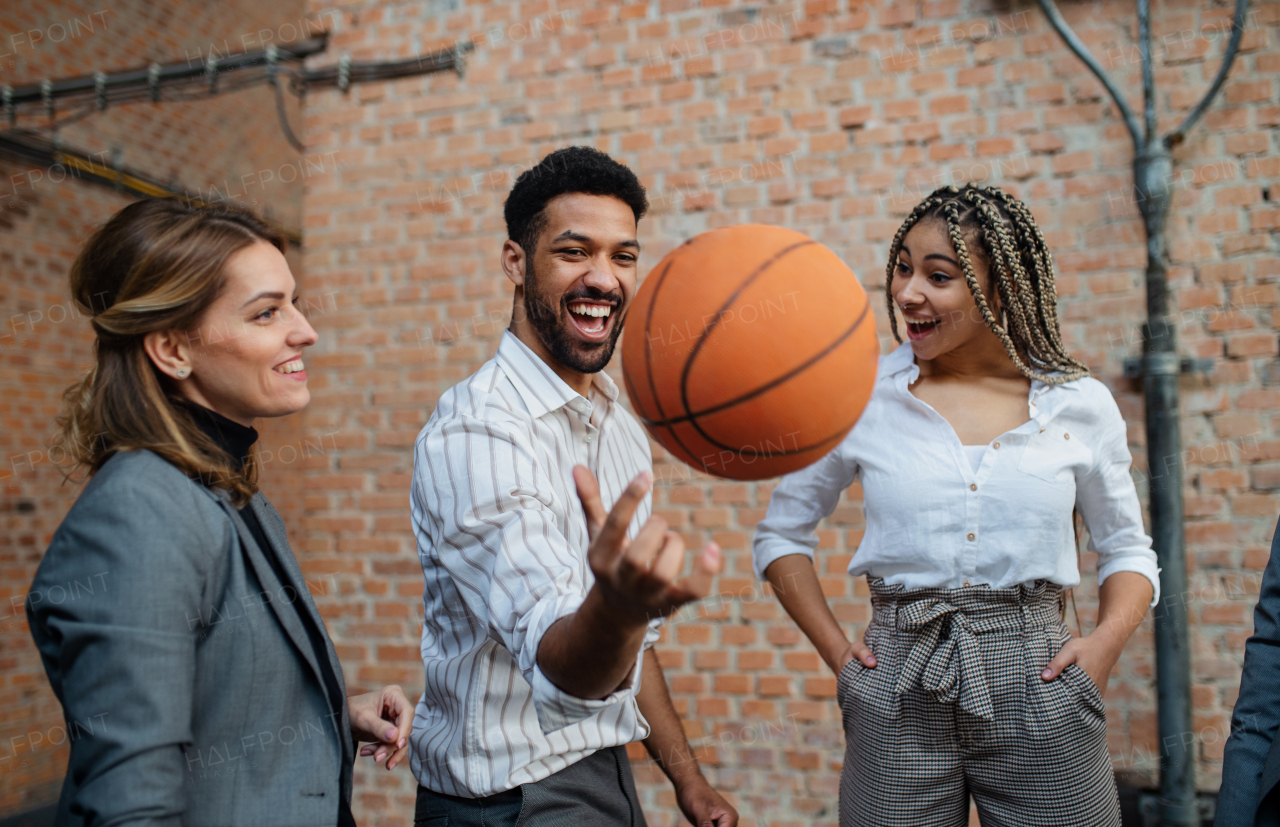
[{"left": 55, "top": 198, "right": 286, "bottom": 505}]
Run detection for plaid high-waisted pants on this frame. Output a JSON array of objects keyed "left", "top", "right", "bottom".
[{"left": 836, "top": 578, "right": 1121, "bottom": 827}]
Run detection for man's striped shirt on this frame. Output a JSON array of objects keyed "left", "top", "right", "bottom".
[{"left": 408, "top": 330, "right": 657, "bottom": 797}]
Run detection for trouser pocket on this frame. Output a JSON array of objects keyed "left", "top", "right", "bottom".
[{"left": 836, "top": 658, "right": 862, "bottom": 708}]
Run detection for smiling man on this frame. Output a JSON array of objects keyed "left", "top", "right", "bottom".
[{"left": 408, "top": 147, "right": 738, "bottom": 827}]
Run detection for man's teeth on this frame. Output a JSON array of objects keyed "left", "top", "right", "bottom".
[
  {"left": 275, "top": 359, "right": 304, "bottom": 374},
  {"left": 570, "top": 304, "right": 611, "bottom": 318}
]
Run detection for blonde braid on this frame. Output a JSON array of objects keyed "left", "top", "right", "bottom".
[
  {"left": 969, "top": 195, "right": 1056, "bottom": 362},
  {"left": 994, "top": 191, "right": 1085, "bottom": 371}
]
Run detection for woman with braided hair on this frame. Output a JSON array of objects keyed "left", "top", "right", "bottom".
[{"left": 752, "top": 184, "right": 1159, "bottom": 826}]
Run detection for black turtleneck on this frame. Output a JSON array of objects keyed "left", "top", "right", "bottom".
[
  {"left": 181, "top": 401, "right": 357, "bottom": 827},
  {"left": 178, "top": 401, "right": 275, "bottom": 555},
  {"left": 179, "top": 399, "right": 259, "bottom": 471}
]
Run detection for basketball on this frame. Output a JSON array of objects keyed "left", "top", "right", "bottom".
[{"left": 621, "top": 224, "right": 880, "bottom": 481}]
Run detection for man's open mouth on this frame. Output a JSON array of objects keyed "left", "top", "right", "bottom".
[{"left": 567, "top": 300, "right": 614, "bottom": 340}]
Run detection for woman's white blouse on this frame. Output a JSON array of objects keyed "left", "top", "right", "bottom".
[{"left": 753, "top": 342, "right": 1161, "bottom": 606}]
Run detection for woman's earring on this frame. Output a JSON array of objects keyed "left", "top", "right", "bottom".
[{"left": 176, "top": 367, "right": 189, "bottom": 379}]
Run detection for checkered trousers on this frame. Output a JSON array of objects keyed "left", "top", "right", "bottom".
[{"left": 836, "top": 578, "right": 1120, "bottom": 827}]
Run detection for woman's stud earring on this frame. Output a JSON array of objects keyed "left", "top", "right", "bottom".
[{"left": 176, "top": 367, "right": 189, "bottom": 378}]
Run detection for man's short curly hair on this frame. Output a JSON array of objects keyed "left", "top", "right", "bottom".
[{"left": 503, "top": 146, "right": 648, "bottom": 255}]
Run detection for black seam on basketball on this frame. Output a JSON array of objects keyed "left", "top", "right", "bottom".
[
  {"left": 637, "top": 297, "right": 871, "bottom": 429},
  {"left": 639, "top": 257, "right": 699, "bottom": 465},
  {"left": 672, "top": 238, "right": 817, "bottom": 472},
  {"left": 677, "top": 239, "right": 818, "bottom": 459},
  {"left": 691, "top": 418, "right": 853, "bottom": 463}
]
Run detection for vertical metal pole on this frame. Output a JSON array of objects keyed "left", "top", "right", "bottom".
[{"left": 1136, "top": 140, "right": 1198, "bottom": 827}]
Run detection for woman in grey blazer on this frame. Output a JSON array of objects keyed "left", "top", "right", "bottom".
[{"left": 27, "top": 199, "right": 412, "bottom": 826}]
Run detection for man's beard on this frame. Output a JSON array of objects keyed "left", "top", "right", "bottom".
[{"left": 521, "top": 259, "right": 625, "bottom": 375}]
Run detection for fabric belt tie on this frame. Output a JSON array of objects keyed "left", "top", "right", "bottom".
[{"left": 892, "top": 599, "right": 994, "bottom": 721}]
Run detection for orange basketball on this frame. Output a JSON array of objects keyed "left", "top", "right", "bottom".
[{"left": 621, "top": 224, "right": 880, "bottom": 481}]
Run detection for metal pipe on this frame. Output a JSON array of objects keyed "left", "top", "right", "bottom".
[
  {"left": 1136, "top": 139, "right": 1198, "bottom": 827},
  {"left": 2, "top": 37, "right": 327, "bottom": 105},
  {"left": 0, "top": 130, "right": 303, "bottom": 246}
]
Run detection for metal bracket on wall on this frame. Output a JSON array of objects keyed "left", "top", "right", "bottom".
[
  {"left": 1123, "top": 354, "right": 1215, "bottom": 378},
  {"left": 337, "top": 54, "right": 351, "bottom": 93}
]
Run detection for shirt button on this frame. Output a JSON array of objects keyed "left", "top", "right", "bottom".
[
  {"left": 1064, "top": 433, "right": 1070, "bottom": 440},
  {"left": 993, "top": 442, "right": 1000, "bottom": 449},
  {"left": 967, "top": 532, "right": 975, "bottom": 541},
  {"left": 969, "top": 483, "right": 977, "bottom": 491},
  {"left": 584, "top": 433, "right": 596, "bottom": 443},
  {"left": 963, "top": 581, "right": 971, "bottom": 586}
]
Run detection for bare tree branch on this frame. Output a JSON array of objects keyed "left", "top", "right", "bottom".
[
  {"left": 1035, "top": 0, "right": 1145, "bottom": 150},
  {"left": 1166, "top": 0, "right": 1250, "bottom": 146}
]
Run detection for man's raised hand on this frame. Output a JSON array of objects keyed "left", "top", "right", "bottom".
[{"left": 573, "top": 465, "right": 721, "bottom": 624}]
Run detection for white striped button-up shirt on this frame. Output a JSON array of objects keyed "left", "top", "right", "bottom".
[
  {"left": 754, "top": 341, "right": 1161, "bottom": 605},
  {"left": 409, "top": 330, "right": 658, "bottom": 797}
]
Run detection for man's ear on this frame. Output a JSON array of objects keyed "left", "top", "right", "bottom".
[
  {"left": 501, "top": 239, "right": 527, "bottom": 287},
  {"left": 143, "top": 329, "right": 193, "bottom": 380}
]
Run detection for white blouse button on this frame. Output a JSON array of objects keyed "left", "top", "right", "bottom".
[
  {"left": 967, "top": 532, "right": 975, "bottom": 541},
  {"left": 993, "top": 442, "right": 1000, "bottom": 449},
  {"left": 1064, "top": 433, "right": 1070, "bottom": 440},
  {"left": 969, "top": 483, "right": 977, "bottom": 491}
]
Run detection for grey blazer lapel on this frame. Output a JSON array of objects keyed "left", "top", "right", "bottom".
[
  {"left": 218, "top": 499, "right": 329, "bottom": 684},
  {"left": 237, "top": 495, "right": 355, "bottom": 775},
  {"left": 247, "top": 496, "right": 346, "bottom": 684}
]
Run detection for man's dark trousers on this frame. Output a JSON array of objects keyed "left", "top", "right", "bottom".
[{"left": 413, "top": 745, "right": 647, "bottom": 827}]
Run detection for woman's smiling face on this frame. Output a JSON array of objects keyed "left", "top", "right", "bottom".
[
  {"left": 178, "top": 240, "right": 318, "bottom": 425},
  {"left": 890, "top": 218, "right": 999, "bottom": 362}
]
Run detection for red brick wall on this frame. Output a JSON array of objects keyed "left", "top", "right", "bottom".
[
  {"left": 296, "top": 1, "right": 1279, "bottom": 825},
  {"left": 4, "top": 0, "right": 1279, "bottom": 823},
  {"left": 0, "top": 0, "right": 311, "bottom": 813},
  {"left": 0, "top": 160, "right": 130, "bottom": 812}
]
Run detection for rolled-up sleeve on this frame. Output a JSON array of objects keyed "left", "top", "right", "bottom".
[
  {"left": 752, "top": 441, "right": 860, "bottom": 581},
  {"left": 414, "top": 415, "right": 649, "bottom": 733},
  {"left": 1075, "top": 394, "right": 1161, "bottom": 606}
]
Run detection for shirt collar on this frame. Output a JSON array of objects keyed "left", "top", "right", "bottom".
[
  {"left": 882, "top": 339, "right": 1077, "bottom": 424},
  {"left": 495, "top": 329, "right": 618, "bottom": 419}
]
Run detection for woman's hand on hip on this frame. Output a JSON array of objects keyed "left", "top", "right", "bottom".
[
  {"left": 833, "top": 639, "right": 877, "bottom": 673},
  {"left": 1041, "top": 635, "right": 1120, "bottom": 696},
  {"left": 349, "top": 684, "right": 414, "bottom": 770}
]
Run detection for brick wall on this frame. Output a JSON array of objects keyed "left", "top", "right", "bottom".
[
  {"left": 3, "top": 0, "right": 1279, "bottom": 824},
  {"left": 295, "top": 1, "right": 1280, "bottom": 825},
  {"left": 0, "top": 0, "right": 310, "bottom": 813}
]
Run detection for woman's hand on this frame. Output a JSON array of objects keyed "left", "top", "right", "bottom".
[
  {"left": 1040, "top": 634, "right": 1121, "bottom": 695},
  {"left": 1042, "top": 572, "right": 1154, "bottom": 696},
  {"left": 348, "top": 684, "right": 414, "bottom": 770},
  {"left": 832, "top": 639, "right": 877, "bottom": 673}
]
